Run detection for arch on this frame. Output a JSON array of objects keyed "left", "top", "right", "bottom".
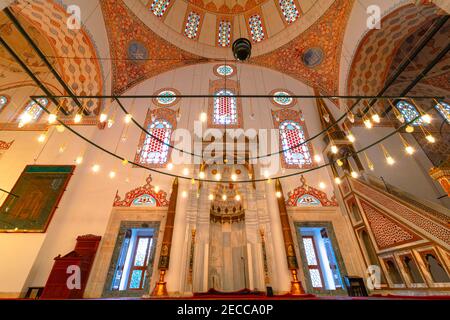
[
  {"left": 17, "top": 98, "right": 49, "bottom": 125},
  {"left": 396, "top": 101, "right": 423, "bottom": 126},
  {"left": 0, "top": 95, "right": 9, "bottom": 112},
  {"left": 135, "top": 108, "right": 177, "bottom": 167},
  {"left": 435, "top": 101, "right": 450, "bottom": 124},
  {"left": 279, "top": 120, "right": 312, "bottom": 167}
]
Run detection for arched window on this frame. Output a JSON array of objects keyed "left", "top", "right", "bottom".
[
  {"left": 396, "top": 101, "right": 422, "bottom": 126},
  {"left": 435, "top": 101, "right": 450, "bottom": 124},
  {"left": 184, "top": 11, "right": 201, "bottom": 39},
  {"left": 248, "top": 15, "right": 265, "bottom": 42},
  {"left": 279, "top": 120, "right": 312, "bottom": 166},
  {"left": 0, "top": 95, "right": 8, "bottom": 112},
  {"left": 150, "top": 0, "right": 170, "bottom": 17},
  {"left": 18, "top": 98, "right": 48, "bottom": 125},
  {"left": 213, "top": 89, "right": 237, "bottom": 125},
  {"left": 279, "top": 0, "right": 300, "bottom": 23},
  {"left": 218, "top": 20, "right": 232, "bottom": 47},
  {"left": 139, "top": 119, "right": 172, "bottom": 165}
]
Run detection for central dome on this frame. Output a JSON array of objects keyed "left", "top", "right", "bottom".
[{"left": 128, "top": 0, "right": 337, "bottom": 58}]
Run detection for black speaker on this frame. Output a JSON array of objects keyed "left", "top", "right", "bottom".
[{"left": 266, "top": 286, "right": 273, "bottom": 297}]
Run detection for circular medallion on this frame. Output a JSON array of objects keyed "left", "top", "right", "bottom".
[
  {"left": 127, "top": 41, "right": 148, "bottom": 63},
  {"left": 152, "top": 88, "right": 181, "bottom": 107},
  {"left": 302, "top": 47, "right": 324, "bottom": 68}
]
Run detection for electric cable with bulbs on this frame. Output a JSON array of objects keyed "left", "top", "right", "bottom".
[
  {"left": 18, "top": 97, "right": 440, "bottom": 185},
  {"left": 33, "top": 94, "right": 446, "bottom": 164}
]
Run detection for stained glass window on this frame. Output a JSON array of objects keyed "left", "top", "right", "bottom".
[
  {"left": 18, "top": 98, "right": 48, "bottom": 124},
  {"left": 279, "top": 120, "right": 312, "bottom": 166},
  {"left": 134, "top": 237, "right": 150, "bottom": 267},
  {"left": 129, "top": 270, "right": 143, "bottom": 289},
  {"left": 396, "top": 101, "right": 422, "bottom": 126},
  {"left": 303, "top": 237, "right": 323, "bottom": 288},
  {"left": 184, "top": 11, "right": 201, "bottom": 39},
  {"left": 435, "top": 101, "right": 450, "bottom": 124},
  {"left": 139, "top": 119, "right": 172, "bottom": 165},
  {"left": 216, "top": 65, "right": 234, "bottom": 76},
  {"left": 273, "top": 91, "right": 293, "bottom": 106},
  {"left": 218, "top": 20, "right": 232, "bottom": 47},
  {"left": 0, "top": 95, "right": 8, "bottom": 111},
  {"left": 150, "top": 0, "right": 170, "bottom": 17},
  {"left": 156, "top": 90, "right": 177, "bottom": 105},
  {"left": 303, "top": 237, "right": 318, "bottom": 265},
  {"left": 213, "top": 89, "right": 237, "bottom": 125},
  {"left": 279, "top": 0, "right": 300, "bottom": 23},
  {"left": 249, "top": 15, "right": 265, "bottom": 42}
]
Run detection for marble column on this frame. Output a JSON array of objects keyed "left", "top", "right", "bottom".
[{"left": 264, "top": 180, "right": 291, "bottom": 293}]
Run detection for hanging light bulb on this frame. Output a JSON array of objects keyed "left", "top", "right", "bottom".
[
  {"left": 351, "top": 170, "right": 359, "bottom": 179},
  {"left": 199, "top": 171, "right": 205, "bottom": 179},
  {"left": 208, "top": 194, "right": 214, "bottom": 201},
  {"left": 20, "top": 113, "right": 32, "bottom": 126},
  {"left": 191, "top": 178, "right": 196, "bottom": 185},
  {"left": 167, "top": 163, "right": 174, "bottom": 170},
  {"left": 222, "top": 194, "right": 227, "bottom": 201},
  {"left": 200, "top": 112, "right": 207, "bottom": 122},
  {"left": 405, "top": 145, "right": 415, "bottom": 155},
  {"left": 75, "top": 156, "right": 83, "bottom": 165},
  {"left": 347, "top": 111, "right": 355, "bottom": 123},
  {"left": 336, "top": 159, "right": 344, "bottom": 167},
  {"left": 334, "top": 177, "right": 342, "bottom": 185},
  {"left": 99, "top": 113, "right": 108, "bottom": 123},
  {"left": 371, "top": 113, "right": 381, "bottom": 123},
  {"left": 363, "top": 116, "right": 373, "bottom": 129},
  {"left": 18, "top": 121, "right": 25, "bottom": 128},
  {"left": 399, "top": 135, "right": 415, "bottom": 155},
  {"left": 405, "top": 125, "right": 414, "bottom": 133},
  {"left": 363, "top": 152, "right": 374, "bottom": 171},
  {"left": 37, "top": 133, "right": 46, "bottom": 143},
  {"left": 48, "top": 113, "right": 57, "bottom": 124},
  {"left": 109, "top": 171, "right": 116, "bottom": 179},
  {"left": 215, "top": 173, "right": 222, "bottom": 181},
  {"left": 426, "top": 134, "right": 436, "bottom": 144},
  {"left": 154, "top": 186, "right": 160, "bottom": 193},
  {"left": 231, "top": 173, "right": 237, "bottom": 181},
  {"left": 183, "top": 168, "right": 189, "bottom": 176},
  {"left": 74, "top": 113, "right": 82, "bottom": 123},
  {"left": 314, "top": 154, "right": 322, "bottom": 163},
  {"left": 263, "top": 170, "right": 270, "bottom": 178},
  {"left": 91, "top": 164, "right": 100, "bottom": 173},
  {"left": 182, "top": 191, "right": 188, "bottom": 198},
  {"left": 386, "top": 156, "right": 395, "bottom": 165},
  {"left": 319, "top": 182, "right": 326, "bottom": 189},
  {"left": 275, "top": 191, "right": 282, "bottom": 198},
  {"left": 381, "top": 144, "right": 395, "bottom": 165},
  {"left": 124, "top": 114, "right": 132, "bottom": 123},
  {"left": 122, "top": 159, "right": 129, "bottom": 165},
  {"left": 347, "top": 132, "right": 356, "bottom": 143},
  {"left": 331, "top": 145, "right": 338, "bottom": 154},
  {"left": 235, "top": 194, "right": 241, "bottom": 201},
  {"left": 422, "top": 113, "right": 432, "bottom": 124},
  {"left": 55, "top": 125, "right": 64, "bottom": 133}
]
